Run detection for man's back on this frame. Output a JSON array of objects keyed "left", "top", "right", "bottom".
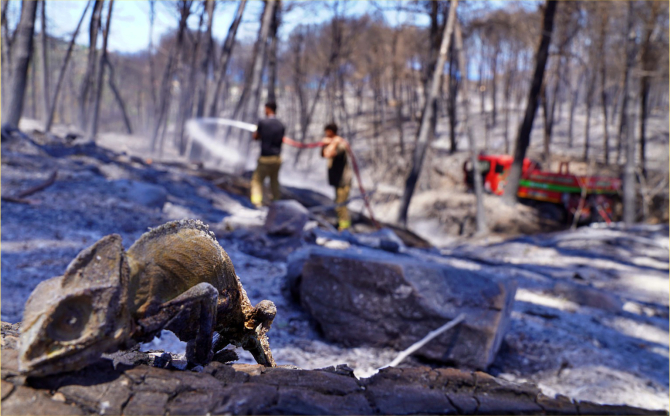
[{"left": 257, "top": 118, "right": 285, "bottom": 157}]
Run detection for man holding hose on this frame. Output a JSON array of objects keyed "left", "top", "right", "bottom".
[
  {"left": 321, "top": 123, "right": 352, "bottom": 231},
  {"left": 251, "top": 102, "right": 285, "bottom": 207}
]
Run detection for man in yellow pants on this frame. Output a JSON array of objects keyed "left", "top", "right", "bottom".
[
  {"left": 251, "top": 102, "right": 285, "bottom": 207},
  {"left": 321, "top": 123, "right": 352, "bottom": 231}
]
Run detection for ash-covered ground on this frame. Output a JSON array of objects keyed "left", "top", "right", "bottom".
[{"left": 1, "top": 125, "right": 668, "bottom": 411}]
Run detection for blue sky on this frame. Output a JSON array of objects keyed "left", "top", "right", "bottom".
[
  {"left": 3, "top": 1, "right": 521, "bottom": 54},
  {"left": 3, "top": 0, "right": 529, "bottom": 82},
  {"left": 3, "top": 1, "right": 434, "bottom": 54}
]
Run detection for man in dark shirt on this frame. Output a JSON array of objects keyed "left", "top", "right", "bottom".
[
  {"left": 321, "top": 123, "right": 352, "bottom": 231},
  {"left": 251, "top": 102, "right": 285, "bottom": 207}
]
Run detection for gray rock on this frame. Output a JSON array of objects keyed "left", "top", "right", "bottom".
[
  {"left": 351, "top": 228, "right": 406, "bottom": 253},
  {"left": 222, "top": 209, "right": 266, "bottom": 232},
  {"left": 552, "top": 281, "right": 623, "bottom": 313},
  {"left": 290, "top": 245, "right": 517, "bottom": 369},
  {"left": 265, "top": 200, "right": 310, "bottom": 236},
  {"left": 110, "top": 179, "right": 167, "bottom": 209}
]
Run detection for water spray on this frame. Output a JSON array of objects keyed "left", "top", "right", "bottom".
[{"left": 185, "top": 117, "right": 380, "bottom": 229}]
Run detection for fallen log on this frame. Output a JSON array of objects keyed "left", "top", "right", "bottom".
[{"left": 1, "top": 322, "right": 665, "bottom": 415}]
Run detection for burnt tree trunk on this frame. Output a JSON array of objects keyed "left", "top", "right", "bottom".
[
  {"left": 599, "top": 10, "right": 610, "bottom": 165},
  {"left": 1, "top": 0, "right": 13, "bottom": 102},
  {"left": 208, "top": 0, "right": 247, "bottom": 117},
  {"left": 46, "top": 1, "right": 91, "bottom": 132},
  {"left": 503, "top": 50, "right": 516, "bottom": 154},
  {"left": 148, "top": 0, "right": 157, "bottom": 116},
  {"left": 455, "top": 20, "right": 487, "bottom": 234},
  {"left": 397, "top": 0, "right": 457, "bottom": 225},
  {"left": 227, "top": 0, "right": 272, "bottom": 130},
  {"left": 266, "top": 0, "right": 281, "bottom": 103},
  {"left": 541, "top": 57, "right": 562, "bottom": 163},
  {"left": 248, "top": 0, "right": 276, "bottom": 120},
  {"left": 2, "top": 0, "right": 38, "bottom": 127},
  {"left": 77, "top": 0, "right": 104, "bottom": 131},
  {"left": 502, "top": 0, "right": 557, "bottom": 206},
  {"left": 391, "top": 29, "right": 405, "bottom": 153},
  {"left": 40, "top": 0, "right": 50, "bottom": 123},
  {"left": 623, "top": 2, "right": 637, "bottom": 225},
  {"left": 195, "top": 0, "right": 216, "bottom": 118},
  {"left": 567, "top": 69, "right": 583, "bottom": 148},
  {"left": 150, "top": 5, "right": 188, "bottom": 152},
  {"left": 616, "top": 55, "right": 630, "bottom": 164},
  {"left": 583, "top": 70, "right": 596, "bottom": 161},
  {"left": 105, "top": 56, "right": 132, "bottom": 134},
  {"left": 87, "top": 0, "right": 113, "bottom": 141},
  {"left": 638, "top": 2, "right": 659, "bottom": 179},
  {"left": 639, "top": 73, "right": 649, "bottom": 179},
  {"left": 30, "top": 56, "right": 37, "bottom": 118},
  {"left": 176, "top": 3, "right": 205, "bottom": 154},
  {"left": 448, "top": 36, "right": 458, "bottom": 154},
  {"left": 490, "top": 45, "right": 500, "bottom": 127}
]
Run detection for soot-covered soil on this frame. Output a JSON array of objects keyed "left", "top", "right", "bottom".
[{"left": 1, "top": 129, "right": 668, "bottom": 411}]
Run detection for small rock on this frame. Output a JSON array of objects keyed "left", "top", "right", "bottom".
[
  {"left": 111, "top": 179, "right": 167, "bottom": 209},
  {"left": 149, "top": 352, "right": 172, "bottom": 369},
  {"left": 171, "top": 355, "right": 188, "bottom": 371},
  {"left": 316, "top": 237, "right": 351, "bottom": 250},
  {"left": 352, "top": 228, "right": 405, "bottom": 253},
  {"left": 265, "top": 200, "right": 309, "bottom": 236},
  {"left": 51, "top": 392, "right": 66, "bottom": 402}
]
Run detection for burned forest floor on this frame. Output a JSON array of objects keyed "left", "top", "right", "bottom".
[{"left": 1, "top": 123, "right": 669, "bottom": 412}]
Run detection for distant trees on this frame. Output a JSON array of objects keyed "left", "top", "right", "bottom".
[{"left": 1, "top": 0, "right": 668, "bottom": 226}]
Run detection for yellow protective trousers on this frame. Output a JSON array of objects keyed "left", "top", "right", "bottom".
[{"left": 251, "top": 155, "right": 282, "bottom": 207}]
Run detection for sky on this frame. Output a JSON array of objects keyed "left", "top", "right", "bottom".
[
  {"left": 3, "top": 0, "right": 519, "bottom": 55},
  {"left": 2, "top": 0, "right": 528, "bottom": 83},
  {"left": 3, "top": 0, "right": 432, "bottom": 54}
]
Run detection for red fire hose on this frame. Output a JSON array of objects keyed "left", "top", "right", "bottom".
[{"left": 282, "top": 136, "right": 380, "bottom": 229}]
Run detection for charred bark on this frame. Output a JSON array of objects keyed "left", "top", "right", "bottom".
[
  {"left": 455, "top": 21, "right": 487, "bottom": 234},
  {"left": 623, "top": 2, "right": 637, "bottom": 225},
  {"left": 77, "top": 0, "right": 104, "bottom": 130},
  {"left": 45, "top": 1, "right": 91, "bottom": 132},
  {"left": 599, "top": 10, "right": 609, "bottom": 165},
  {"left": 2, "top": 1, "right": 38, "bottom": 127},
  {"left": 87, "top": 0, "right": 114, "bottom": 141},
  {"left": 150, "top": 4, "right": 188, "bottom": 152},
  {"left": 502, "top": 0, "right": 557, "bottom": 206},
  {"left": 266, "top": 0, "right": 281, "bottom": 103},
  {"left": 208, "top": 0, "right": 247, "bottom": 117},
  {"left": 40, "top": 0, "right": 50, "bottom": 122},
  {"left": 105, "top": 57, "right": 132, "bottom": 134},
  {"left": 448, "top": 36, "right": 458, "bottom": 154},
  {"left": 195, "top": 0, "right": 216, "bottom": 118},
  {"left": 397, "top": 0, "right": 457, "bottom": 225}
]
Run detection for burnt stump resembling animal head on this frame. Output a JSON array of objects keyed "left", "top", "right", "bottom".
[
  {"left": 19, "top": 219, "right": 278, "bottom": 377},
  {"left": 19, "top": 235, "right": 133, "bottom": 377}
]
